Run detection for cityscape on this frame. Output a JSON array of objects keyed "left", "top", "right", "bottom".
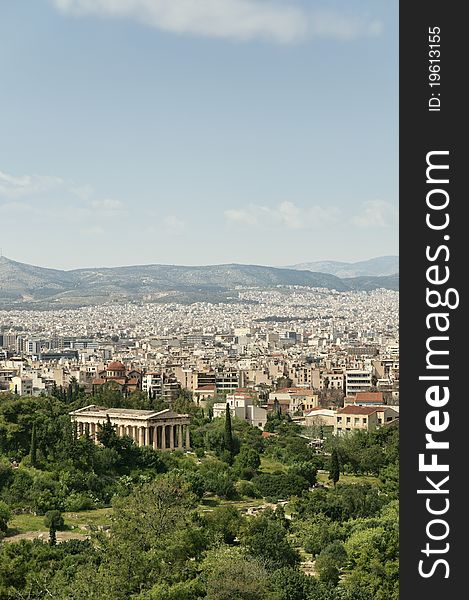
[
  {"left": 0, "top": 0, "right": 398, "bottom": 598},
  {"left": 0, "top": 256, "right": 399, "bottom": 599},
  {"left": 0, "top": 279, "right": 399, "bottom": 432}
]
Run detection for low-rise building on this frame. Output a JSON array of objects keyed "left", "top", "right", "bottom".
[
  {"left": 213, "top": 392, "right": 268, "bottom": 429},
  {"left": 9, "top": 376, "right": 33, "bottom": 396},
  {"left": 334, "top": 405, "right": 399, "bottom": 435},
  {"left": 304, "top": 407, "right": 337, "bottom": 428},
  {"left": 267, "top": 388, "right": 319, "bottom": 414}
]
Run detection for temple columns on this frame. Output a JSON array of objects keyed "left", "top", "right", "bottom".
[
  {"left": 178, "top": 424, "right": 183, "bottom": 449},
  {"left": 169, "top": 425, "right": 175, "bottom": 449}
]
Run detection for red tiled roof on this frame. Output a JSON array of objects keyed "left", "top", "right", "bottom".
[
  {"left": 355, "top": 392, "right": 384, "bottom": 403},
  {"left": 338, "top": 406, "right": 380, "bottom": 415},
  {"left": 107, "top": 361, "right": 125, "bottom": 371},
  {"left": 276, "top": 387, "right": 316, "bottom": 395}
]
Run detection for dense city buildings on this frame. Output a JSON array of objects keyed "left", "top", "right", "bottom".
[{"left": 0, "top": 286, "right": 399, "bottom": 430}]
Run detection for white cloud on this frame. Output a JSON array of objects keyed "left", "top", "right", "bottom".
[
  {"left": 224, "top": 208, "right": 257, "bottom": 226},
  {"left": 351, "top": 200, "right": 398, "bottom": 228},
  {"left": 225, "top": 200, "right": 340, "bottom": 230},
  {"left": 52, "top": 0, "right": 381, "bottom": 43},
  {"left": 0, "top": 170, "right": 64, "bottom": 198},
  {"left": 0, "top": 169, "right": 129, "bottom": 219},
  {"left": 90, "top": 198, "right": 126, "bottom": 211}
]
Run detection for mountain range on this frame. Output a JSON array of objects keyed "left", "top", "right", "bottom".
[
  {"left": 288, "top": 255, "right": 399, "bottom": 278},
  {"left": 0, "top": 256, "right": 398, "bottom": 309}
]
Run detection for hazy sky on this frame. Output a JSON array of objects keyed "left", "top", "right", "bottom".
[{"left": 0, "top": 0, "right": 398, "bottom": 270}]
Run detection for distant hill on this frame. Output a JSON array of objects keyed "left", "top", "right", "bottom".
[
  {"left": 0, "top": 256, "right": 398, "bottom": 308},
  {"left": 341, "top": 273, "right": 400, "bottom": 292},
  {"left": 289, "top": 256, "right": 399, "bottom": 278}
]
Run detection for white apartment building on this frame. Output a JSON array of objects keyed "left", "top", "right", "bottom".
[
  {"left": 345, "top": 369, "right": 373, "bottom": 396},
  {"left": 10, "top": 376, "right": 33, "bottom": 396},
  {"left": 213, "top": 392, "right": 268, "bottom": 430}
]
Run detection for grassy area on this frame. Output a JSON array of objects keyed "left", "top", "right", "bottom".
[
  {"left": 316, "top": 471, "right": 379, "bottom": 487},
  {"left": 217, "top": 498, "right": 265, "bottom": 511},
  {"left": 259, "top": 455, "right": 287, "bottom": 474},
  {"left": 8, "top": 508, "right": 112, "bottom": 536},
  {"left": 8, "top": 513, "right": 46, "bottom": 534},
  {"left": 199, "top": 495, "right": 265, "bottom": 512}
]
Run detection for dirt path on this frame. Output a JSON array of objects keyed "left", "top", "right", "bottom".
[{"left": 3, "top": 530, "right": 90, "bottom": 544}]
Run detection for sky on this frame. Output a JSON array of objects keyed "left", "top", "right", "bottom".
[{"left": 0, "top": 0, "right": 398, "bottom": 270}]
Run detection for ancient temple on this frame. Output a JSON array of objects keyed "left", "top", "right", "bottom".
[{"left": 69, "top": 405, "right": 190, "bottom": 450}]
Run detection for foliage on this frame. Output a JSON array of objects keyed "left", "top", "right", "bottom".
[
  {"left": 293, "top": 483, "right": 384, "bottom": 522},
  {"left": 44, "top": 509, "right": 65, "bottom": 530},
  {"left": 203, "top": 505, "right": 244, "bottom": 544},
  {"left": 201, "top": 546, "right": 274, "bottom": 600},
  {"left": 293, "top": 513, "right": 344, "bottom": 556},
  {"left": 0, "top": 392, "right": 399, "bottom": 599},
  {"left": 252, "top": 471, "right": 309, "bottom": 500},
  {"left": 240, "top": 509, "right": 300, "bottom": 569},
  {"left": 233, "top": 446, "right": 261, "bottom": 480},
  {"left": 329, "top": 448, "right": 340, "bottom": 486},
  {"left": 0, "top": 500, "right": 11, "bottom": 534}
]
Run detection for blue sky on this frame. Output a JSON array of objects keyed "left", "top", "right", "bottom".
[{"left": 0, "top": 0, "right": 398, "bottom": 270}]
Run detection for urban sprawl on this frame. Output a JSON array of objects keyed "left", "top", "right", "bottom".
[{"left": 0, "top": 286, "right": 399, "bottom": 436}]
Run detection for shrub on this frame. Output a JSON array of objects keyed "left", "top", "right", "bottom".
[
  {"left": 236, "top": 480, "right": 259, "bottom": 498},
  {"left": 0, "top": 500, "right": 11, "bottom": 534},
  {"left": 44, "top": 510, "right": 65, "bottom": 531}
]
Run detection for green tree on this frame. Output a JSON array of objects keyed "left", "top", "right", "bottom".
[
  {"left": 44, "top": 510, "right": 65, "bottom": 531},
  {"left": 97, "top": 414, "right": 118, "bottom": 448},
  {"left": 87, "top": 473, "right": 202, "bottom": 599},
  {"left": 293, "top": 513, "right": 343, "bottom": 557},
  {"left": 270, "top": 567, "right": 335, "bottom": 600},
  {"left": 233, "top": 446, "right": 261, "bottom": 480},
  {"left": 49, "top": 521, "right": 57, "bottom": 546},
  {"left": 224, "top": 403, "right": 234, "bottom": 463},
  {"left": 241, "top": 511, "right": 300, "bottom": 569},
  {"left": 205, "top": 505, "right": 244, "bottom": 544},
  {"left": 202, "top": 546, "right": 274, "bottom": 600},
  {"left": 329, "top": 447, "right": 340, "bottom": 486},
  {"left": 0, "top": 500, "right": 11, "bottom": 534},
  {"left": 315, "top": 551, "right": 339, "bottom": 586},
  {"left": 30, "top": 422, "right": 38, "bottom": 466}
]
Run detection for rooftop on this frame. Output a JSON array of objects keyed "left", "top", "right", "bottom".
[{"left": 69, "top": 404, "right": 188, "bottom": 420}]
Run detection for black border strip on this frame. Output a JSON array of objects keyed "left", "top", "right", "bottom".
[{"left": 400, "top": 2, "right": 465, "bottom": 597}]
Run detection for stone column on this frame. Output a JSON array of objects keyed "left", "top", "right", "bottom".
[
  {"left": 152, "top": 425, "right": 158, "bottom": 450},
  {"left": 78, "top": 421, "right": 83, "bottom": 436},
  {"left": 178, "top": 424, "right": 183, "bottom": 449},
  {"left": 139, "top": 427, "right": 144, "bottom": 447},
  {"left": 170, "top": 424, "right": 175, "bottom": 449},
  {"left": 185, "top": 425, "right": 190, "bottom": 449}
]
